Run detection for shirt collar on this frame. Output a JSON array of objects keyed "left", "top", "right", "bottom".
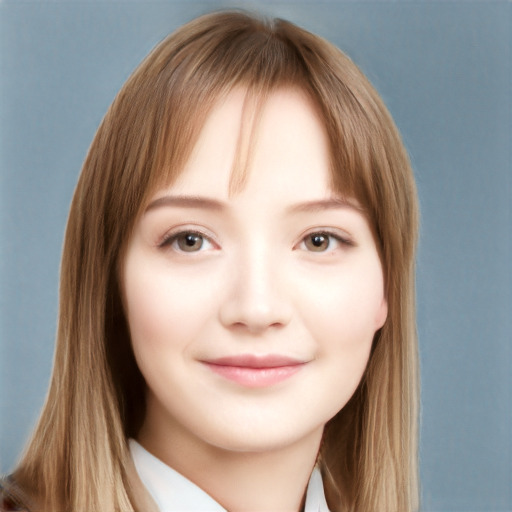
[{"left": 129, "top": 439, "right": 330, "bottom": 512}]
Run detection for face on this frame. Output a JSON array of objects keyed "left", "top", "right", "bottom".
[{"left": 122, "top": 88, "right": 387, "bottom": 454}]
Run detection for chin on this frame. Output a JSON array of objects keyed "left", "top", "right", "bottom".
[{"left": 194, "top": 418, "right": 325, "bottom": 455}]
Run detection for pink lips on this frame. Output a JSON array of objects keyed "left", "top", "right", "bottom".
[{"left": 202, "top": 355, "right": 305, "bottom": 388}]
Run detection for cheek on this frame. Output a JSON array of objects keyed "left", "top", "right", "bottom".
[
  {"left": 124, "top": 275, "right": 173, "bottom": 351},
  {"left": 299, "top": 259, "right": 386, "bottom": 343},
  {"left": 122, "top": 256, "right": 224, "bottom": 368},
  {"left": 296, "top": 258, "right": 386, "bottom": 401},
  {"left": 122, "top": 261, "right": 185, "bottom": 362}
]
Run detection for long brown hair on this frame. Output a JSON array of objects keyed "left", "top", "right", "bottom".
[{"left": 13, "top": 11, "right": 419, "bottom": 511}]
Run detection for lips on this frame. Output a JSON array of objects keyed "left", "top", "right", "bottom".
[
  {"left": 206, "top": 354, "right": 304, "bottom": 368},
  {"left": 201, "top": 354, "right": 306, "bottom": 388}
]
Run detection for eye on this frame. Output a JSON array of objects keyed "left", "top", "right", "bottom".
[
  {"left": 160, "top": 230, "right": 215, "bottom": 253},
  {"left": 300, "top": 231, "right": 352, "bottom": 253}
]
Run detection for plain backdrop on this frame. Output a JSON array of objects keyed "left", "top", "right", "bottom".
[{"left": 1, "top": 1, "right": 510, "bottom": 510}]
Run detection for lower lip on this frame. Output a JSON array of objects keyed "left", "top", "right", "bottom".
[{"left": 203, "top": 363, "right": 304, "bottom": 388}]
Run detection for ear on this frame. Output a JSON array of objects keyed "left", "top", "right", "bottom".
[{"left": 375, "top": 295, "right": 388, "bottom": 330}]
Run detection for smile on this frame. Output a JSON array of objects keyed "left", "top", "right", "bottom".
[{"left": 201, "top": 355, "right": 306, "bottom": 388}]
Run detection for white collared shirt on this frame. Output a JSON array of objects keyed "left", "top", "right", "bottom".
[{"left": 129, "top": 439, "right": 330, "bottom": 512}]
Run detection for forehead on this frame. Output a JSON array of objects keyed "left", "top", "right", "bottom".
[{"left": 159, "top": 86, "right": 334, "bottom": 202}]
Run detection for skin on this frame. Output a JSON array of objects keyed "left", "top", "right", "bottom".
[{"left": 122, "top": 88, "right": 387, "bottom": 511}]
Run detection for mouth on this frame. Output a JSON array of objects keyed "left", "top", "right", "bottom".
[{"left": 200, "top": 354, "right": 306, "bottom": 388}]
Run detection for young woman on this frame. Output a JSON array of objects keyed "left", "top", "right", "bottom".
[{"left": 1, "top": 10, "right": 420, "bottom": 512}]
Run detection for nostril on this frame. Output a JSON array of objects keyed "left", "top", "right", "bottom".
[
  {"left": 219, "top": 299, "right": 292, "bottom": 333},
  {"left": 228, "top": 319, "right": 287, "bottom": 334}
]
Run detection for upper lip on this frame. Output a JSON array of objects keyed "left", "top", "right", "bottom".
[{"left": 202, "top": 354, "right": 305, "bottom": 368}]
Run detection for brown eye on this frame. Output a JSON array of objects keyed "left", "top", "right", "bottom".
[
  {"left": 304, "top": 233, "right": 331, "bottom": 252},
  {"left": 175, "top": 232, "right": 206, "bottom": 252},
  {"left": 160, "top": 229, "right": 216, "bottom": 254}
]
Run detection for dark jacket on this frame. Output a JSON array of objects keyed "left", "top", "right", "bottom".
[{"left": 0, "top": 477, "right": 31, "bottom": 512}]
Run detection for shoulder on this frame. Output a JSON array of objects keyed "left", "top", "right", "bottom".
[{"left": 0, "top": 477, "right": 31, "bottom": 512}]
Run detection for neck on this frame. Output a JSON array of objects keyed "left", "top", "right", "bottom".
[{"left": 138, "top": 412, "right": 323, "bottom": 512}]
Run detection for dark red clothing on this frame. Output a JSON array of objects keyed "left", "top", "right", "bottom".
[{"left": 0, "top": 478, "right": 30, "bottom": 512}]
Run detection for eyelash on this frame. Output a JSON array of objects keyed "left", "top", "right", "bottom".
[
  {"left": 158, "top": 228, "right": 354, "bottom": 254},
  {"left": 158, "top": 229, "right": 217, "bottom": 253},
  {"left": 296, "top": 230, "right": 354, "bottom": 253}
]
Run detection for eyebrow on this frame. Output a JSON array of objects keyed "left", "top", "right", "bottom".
[
  {"left": 286, "top": 198, "right": 363, "bottom": 213},
  {"left": 145, "top": 195, "right": 225, "bottom": 212},
  {"left": 145, "top": 195, "right": 362, "bottom": 214}
]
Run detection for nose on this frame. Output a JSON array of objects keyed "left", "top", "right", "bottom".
[{"left": 218, "top": 249, "right": 292, "bottom": 334}]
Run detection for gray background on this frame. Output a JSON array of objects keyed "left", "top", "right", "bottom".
[{"left": 1, "top": 1, "right": 510, "bottom": 510}]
